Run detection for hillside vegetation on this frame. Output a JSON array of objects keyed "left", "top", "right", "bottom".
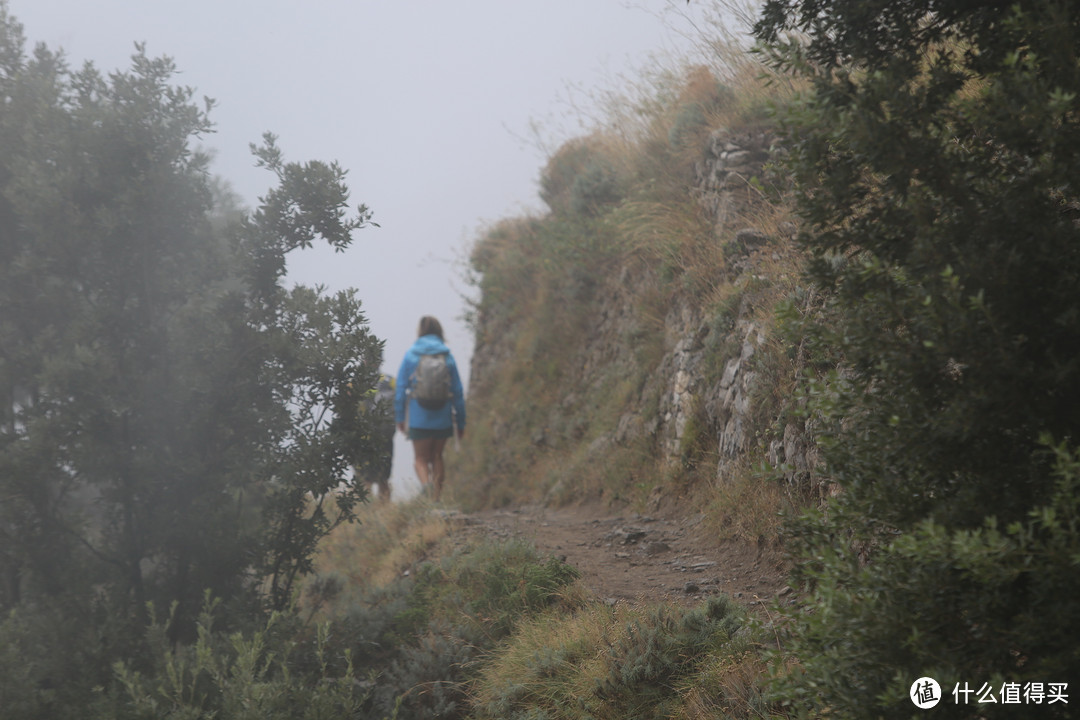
[
  {"left": 451, "top": 59, "right": 813, "bottom": 541},
  {"left": 311, "top": 40, "right": 811, "bottom": 720},
  {"left": 4, "top": 0, "right": 1078, "bottom": 717},
  {"left": 324, "top": 0, "right": 1080, "bottom": 717}
]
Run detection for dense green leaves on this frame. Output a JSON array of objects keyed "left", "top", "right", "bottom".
[
  {"left": 113, "top": 596, "right": 368, "bottom": 720},
  {"left": 774, "top": 441, "right": 1080, "bottom": 718},
  {"left": 0, "top": 5, "right": 381, "bottom": 715},
  {"left": 758, "top": 0, "right": 1080, "bottom": 716}
]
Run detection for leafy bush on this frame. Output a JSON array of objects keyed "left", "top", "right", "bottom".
[
  {"left": 667, "top": 72, "right": 733, "bottom": 151},
  {"left": 539, "top": 136, "right": 624, "bottom": 216},
  {"left": 112, "top": 597, "right": 367, "bottom": 720},
  {"left": 0, "top": 15, "right": 381, "bottom": 718},
  {"left": 594, "top": 598, "right": 742, "bottom": 715},
  {"left": 756, "top": 0, "right": 1080, "bottom": 715},
  {"left": 772, "top": 440, "right": 1080, "bottom": 718},
  {"left": 569, "top": 157, "right": 623, "bottom": 216},
  {"left": 309, "top": 538, "right": 581, "bottom": 720},
  {"left": 0, "top": 595, "right": 131, "bottom": 719}
]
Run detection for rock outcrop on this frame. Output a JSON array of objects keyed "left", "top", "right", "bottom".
[{"left": 467, "top": 125, "right": 821, "bottom": 504}]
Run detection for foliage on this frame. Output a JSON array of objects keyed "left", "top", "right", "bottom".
[
  {"left": 303, "top": 536, "right": 581, "bottom": 720},
  {"left": 773, "top": 440, "right": 1080, "bottom": 719},
  {"left": 471, "top": 595, "right": 772, "bottom": 720},
  {"left": 0, "top": 5, "right": 380, "bottom": 715},
  {"left": 666, "top": 66, "right": 734, "bottom": 150},
  {"left": 756, "top": 0, "right": 1080, "bottom": 715},
  {"left": 539, "top": 135, "right": 626, "bottom": 217},
  {"left": 459, "top": 61, "right": 786, "bottom": 509},
  {"left": 371, "top": 539, "right": 580, "bottom": 719},
  {"left": 112, "top": 595, "right": 367, "bottom": 720},
  {"left": 312, "top": 496, "right": 456, "bottom": 593},
  {"left": 592, "top": 597, "right": 742, "bottom": 717}
]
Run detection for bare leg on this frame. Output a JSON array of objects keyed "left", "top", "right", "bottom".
[
  {"left": 429, "top": 437, "right": 448, "bottom": 501},
  {"left": 412, "top": 437, "right": 434, "bottom": 491},
  {"left": 412, "top": 437, "right": 449, "bottom": 500}
]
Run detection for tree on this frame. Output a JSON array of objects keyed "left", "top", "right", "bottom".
[
  {"left": 0, "top": 5, "right": 381, "bottom": 712},
  {"left": 756, "top": 0, "right": 1080, "bottom": 716}
]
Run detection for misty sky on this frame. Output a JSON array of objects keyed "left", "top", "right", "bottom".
[{"left": 12, "top": 0, "right": 732, "bottom": 496}]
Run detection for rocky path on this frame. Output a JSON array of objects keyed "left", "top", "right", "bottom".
[{"left": 443, "top": 502, "right": 790, "bottom": 608}]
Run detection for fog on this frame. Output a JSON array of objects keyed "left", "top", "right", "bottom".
[{"left": 13, "top": 0, "right": 729, "bottom": 497}]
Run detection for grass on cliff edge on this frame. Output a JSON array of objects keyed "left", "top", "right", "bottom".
[
  {"left": 307, "top": 496, "right": 787, "bottom": 720},
  {"left": 450, "top": 41, "right": 813, "bottom": 522},
  {"left": 470, "top": 594, "right": 782, "bottom": 720}
]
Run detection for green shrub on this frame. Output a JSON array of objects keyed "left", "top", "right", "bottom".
[
  {"left": 757, "top": 0, "right": 1080, "bottom": 713},
  {"left": 594, "top": 597, "right": 742, "bottom": 717},
  {"left": 0, "top": 593, "right": 142, "bottom": 719},
  {"left": 540, "top": 137, "right": 624, "bottom": 216},
  {"left": 772, "top": 439, "right": 1080, "bottom": 719},
  {"left": 569, "top": 158, "right": 623, "bottom": 216},
  {"left": 412, "top": 540, "right": 581, "bottom": 645},
  {"left": 112, "top": 596, "right": 367, "bottom": 720},
  {"left": 352, "top": 539, "right": 580, "bottom": 720}
]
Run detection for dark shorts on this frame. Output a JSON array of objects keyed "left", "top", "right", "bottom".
[{"left": 408, "top": 426, "right": 453, "bottom": 440}]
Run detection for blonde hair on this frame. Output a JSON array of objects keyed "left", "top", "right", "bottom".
[{"left": 418, "top": 315, "right": 444, "bottom": 340}]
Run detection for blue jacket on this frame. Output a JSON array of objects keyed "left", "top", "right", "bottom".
[{"left": 394, "top": 334, "right": 466, "bottom": 431}]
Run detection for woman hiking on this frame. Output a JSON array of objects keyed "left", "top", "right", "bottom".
[{"left": 394, "top": 316, "right": 466, "bottom": 501}]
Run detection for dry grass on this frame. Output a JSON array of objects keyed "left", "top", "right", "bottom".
[
  {"left": 704, "top": 452, "right": 788, "bottom": 546},
  {"left": 615, "top": 198, "right": 721, "bottom": 286},
  {"left": 295, "top": 19, "right": 809, "bottom": 719},
  {"left": 672, "top": 648, "right": 782, "bottom": 720},
  {"left": 457, "top": 23, "right": 815, "bottom": 527},
  {"left": 469, "top": 603, "right": 634, "bottom": 718},
  {"left": 471, "top": 595, "right": 778, "bottom": 720},
  {"left": 534, "top": 0, "right": 800, "bottom": 155},
  {"left": 311, "top": 498, "right": 454, "bottom": 601}
]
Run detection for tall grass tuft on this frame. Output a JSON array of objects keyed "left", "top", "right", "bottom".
[{"left": 471, "top": 595, "right": 782, "bottom": 720}]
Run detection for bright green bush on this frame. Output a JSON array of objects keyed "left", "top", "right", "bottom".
[
  {"left": 594, "top": 597, "right": 743, "bottom": 716},
  {"left": 372, "top": 540, "right": 580, "bottom": 719}
]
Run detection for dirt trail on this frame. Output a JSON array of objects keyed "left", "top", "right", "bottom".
[{"left": 441, "top": 502, "right": 790, "bottom": 608}]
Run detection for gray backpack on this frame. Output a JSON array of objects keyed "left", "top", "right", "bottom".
[{"left": 412, "top": 354, "right": 452, "bottom": 410}]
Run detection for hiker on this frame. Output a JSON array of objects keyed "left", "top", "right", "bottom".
[
  {"left": 353, "top": 373, "right": 396, "bottom": 502},
  {"left": 394, "top": 316, "right": 466, "bottom": 501}
]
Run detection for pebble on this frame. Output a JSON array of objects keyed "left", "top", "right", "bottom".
[{"left": 642, "top": 541, "right": 671, "bottom": 556}]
